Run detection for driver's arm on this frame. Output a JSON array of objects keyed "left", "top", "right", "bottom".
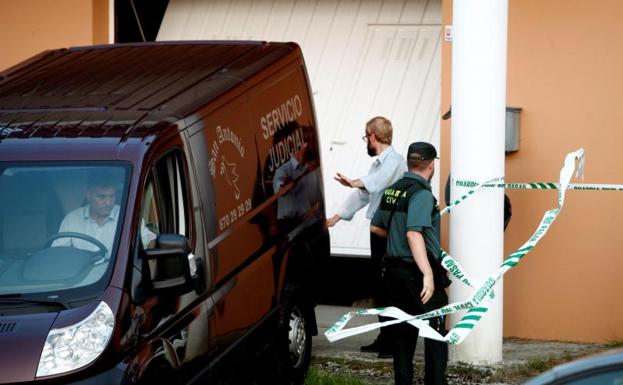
[
  {"left": 140, "top": 219, "right": 158, "bottom": 249},
  {"left": 51, "top": 216, "right": 73, "bottom": 247}
]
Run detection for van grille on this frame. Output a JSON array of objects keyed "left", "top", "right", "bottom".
[{"left": 0, "top": 322, "right": 16, "bottom": 334}]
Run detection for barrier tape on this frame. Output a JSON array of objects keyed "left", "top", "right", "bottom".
[
  {"left": 456, "top": 181, "right": 623, "bottom": 191},
  {"left": 439, "top": 177, "right": 504, "bottom": 216},
  {"left": 325, "top": 149, "right": 586, "bottom": 345}
]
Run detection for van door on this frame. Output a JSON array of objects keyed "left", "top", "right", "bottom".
[
  {"left": 130, "top": 147, "right": 211, "bottom": 384},
  {"left": 247, "top": 61, "right": 324, "bottom": 383},
  {"left": 186, "top": 91, "right": 277, "bottom": 366}
]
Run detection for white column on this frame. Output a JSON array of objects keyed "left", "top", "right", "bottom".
[
  {"left": 449, "top": 0, "right": 508, "bottom": 363},
  {"left": 109, "top": 0, "right": 115, "bottom": 43}
]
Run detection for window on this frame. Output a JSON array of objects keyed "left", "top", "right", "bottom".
[
  {"left": 137, "top": 151, "right": 193, "bottom": 278},
  {"left": 139, "top": 150, "right": 189, "bottom": 244},
  {"left": 153, "top": 151, "right": 188, "bottom": 237},
  {"left": 138, "top": 177, "right": 159, "bottom": 249},
  {"left": 561, "top": 368, "right": 623, "bottom": 385},
  {"left": 0, "top": 162, "right": 130, "bottom": 300}
]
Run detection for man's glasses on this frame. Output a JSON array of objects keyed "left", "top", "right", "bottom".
[{"left": 362, "top": 133, "right": 372, "bottom": 142}]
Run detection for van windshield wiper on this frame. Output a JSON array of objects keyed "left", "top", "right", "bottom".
[{"left": 0, "top": 293, "right": 69, "bottom": 310}]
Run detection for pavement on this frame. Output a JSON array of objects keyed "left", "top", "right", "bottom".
[{"left": 311, "top": 305, "right": 603, "bottom": 384}]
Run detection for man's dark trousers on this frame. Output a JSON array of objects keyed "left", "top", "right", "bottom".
[
  {"left": 383, "top": 260, "right": 448, "bottom": 385},
  {"left": 370, "top": 232, "right": 390, "bottom": 349}
]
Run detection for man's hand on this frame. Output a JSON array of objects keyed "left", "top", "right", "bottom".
[
  {"left": 421, "top": 274, "right": 435, "bottom": 304},
  {"left": 277, "top": 176, "right": 293, "bottom": 189},
  {"left": 334, "top": 173, "right": 354, "bottom": 187},
  {"left": 334, "top": 173, "right": 365, "bottom": 189},
  {"left": 370, "top": 225, "right": 388, "bottom": 238},
  {"left": 407, "top": 230, "right": 435, "bottom": 304},
  {"left": 327, "top": 214, "right": 341, "bottom": 227}
]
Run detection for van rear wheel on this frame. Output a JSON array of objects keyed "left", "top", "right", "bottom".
[
  {"left": 276, "top": 289, "right": 313, "bottom": 385},
  {"left": 287, "top": 305, "right": 309, "bottom": 369}
]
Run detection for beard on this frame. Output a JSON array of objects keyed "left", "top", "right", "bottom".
[
  {"left": 428, "top": 166, "right": 435, "bottom": 182},
  {"left": 367, "top": 143, "right": 375, "bottom": 157}
]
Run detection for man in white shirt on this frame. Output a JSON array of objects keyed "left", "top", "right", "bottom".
[
  {"left": 327, "top": 116, "right": 407, "bottom": 357},
  {"left": 273, "top": 142, "right": 312, "bottom": 220},
  {"left": 54, "top": 173, "right": 156, "bottom": 257}
]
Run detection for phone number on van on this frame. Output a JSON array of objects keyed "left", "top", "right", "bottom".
[{"left": 218, "top": 198, "right": 252, "bottom": 231}]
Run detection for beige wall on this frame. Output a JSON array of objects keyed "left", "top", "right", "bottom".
[
  {"left": 442, "top": 0, "right": 623, "bottom": 342},
  {"left": 0, "top": 0, "right": 109, "bottom": 72}
]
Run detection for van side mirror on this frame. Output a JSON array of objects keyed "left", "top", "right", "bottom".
[{"left": 144, "top": 234, "right": 194, "bottom": 295}]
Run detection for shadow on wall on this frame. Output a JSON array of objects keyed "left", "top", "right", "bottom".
[{"left": 115, "top": 0, "right": 169, "bottom": 43}]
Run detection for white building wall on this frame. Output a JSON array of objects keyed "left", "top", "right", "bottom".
[{"left": 158, "top": 0, "right": 442, "bottom": 256}]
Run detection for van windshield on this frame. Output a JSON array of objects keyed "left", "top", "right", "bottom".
[{"left": 0, "top": 163, "right": 129, "bottom": 303}]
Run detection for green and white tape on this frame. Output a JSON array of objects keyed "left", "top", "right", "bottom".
[
  {"left": 325, "top": 148, "right": 586, "bottom": 345},
  {"left": 456, "top": 181, "right": 623, "bottom": 192},
  {"left": 440, "top": 176, "right": 504, "bottom": 216}
]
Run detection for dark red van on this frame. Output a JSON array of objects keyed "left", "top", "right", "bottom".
[{"left": 0, "top": 42, "right": 329, "bottom": 384}]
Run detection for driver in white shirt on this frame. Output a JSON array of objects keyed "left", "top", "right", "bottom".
[{"left": 53, "top": 174, "right": 156, "bottom": 256}]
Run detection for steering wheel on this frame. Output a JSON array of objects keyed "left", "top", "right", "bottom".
[{"left": 45, "top": 232, "right": 108, "bottom": 259}]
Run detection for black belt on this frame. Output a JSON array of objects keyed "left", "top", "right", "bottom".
[
  {"left": 381, "top": 256, "right": 416, "bottom": 267},
  {"left": 382, "top": 257, "right": 452, "bottom": 288}
]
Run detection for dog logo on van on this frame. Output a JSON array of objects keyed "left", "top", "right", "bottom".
[
  {"left": 219, "top": 155, "right": 240, "bottom": 200},
  {"left": 209, "top": 125, "right": 246, "bottom": 201}
]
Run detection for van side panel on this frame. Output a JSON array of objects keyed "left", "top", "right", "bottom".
[
  {"left": 187, "top": 86, "right": 276, "bottom": 358},
  {"left": 187, "top": 53, "right": 326, "bottom": 366},
  {"left": 249, "top": 59, "right": 326, "bottom": 294}
]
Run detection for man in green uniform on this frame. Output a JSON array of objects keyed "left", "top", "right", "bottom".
[{"left": 371, "top": 141, "right": 448, "bottom": 385}]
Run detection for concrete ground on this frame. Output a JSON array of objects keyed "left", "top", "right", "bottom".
[{"left": 312, "top": 305, "right": 603, "bottom": 384}]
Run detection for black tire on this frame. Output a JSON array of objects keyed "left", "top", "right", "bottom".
[
  {"left": 138, "top": 359, "right": 179, "bottom": 385},
  {"left": 276, "top": 289, "right": 313, "bottom": 385}
]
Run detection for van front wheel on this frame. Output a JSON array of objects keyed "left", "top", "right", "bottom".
[{"left": 276, "top": 291, "right": 313, "bottom": 385}]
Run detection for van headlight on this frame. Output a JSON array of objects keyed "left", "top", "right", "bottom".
[{"left": 37, "top": 301, "right": 114, "bottom": 377}]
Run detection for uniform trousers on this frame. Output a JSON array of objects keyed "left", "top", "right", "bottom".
[
  {"left": 370, "top": 232, "right": 390, "bottom": 345},
  {"left": 382, "top": 259, "right": 448, "bottom": 385}
]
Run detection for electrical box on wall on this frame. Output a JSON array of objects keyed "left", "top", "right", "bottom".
[{"left": 505, "top": 107, "right": 521, "bottom": 153}]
